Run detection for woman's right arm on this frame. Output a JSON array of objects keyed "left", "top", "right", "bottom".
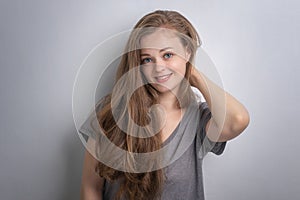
[{"left": 80, "top": 139, "right": 105, "bottom": 200}]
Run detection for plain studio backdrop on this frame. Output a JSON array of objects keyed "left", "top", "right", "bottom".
[{"left": 0, "top": 0, "right": 299, "bottom": 199}]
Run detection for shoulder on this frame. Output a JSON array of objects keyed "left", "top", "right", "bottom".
[
  {"left": 195, "top": 101, "right": 227, "bottom": 157},
  {"left": 79, "top": 94, "right": 111, "bottom": 139},
  {"left": 197, "top": 101, "right": 211, "bottom": 121}
]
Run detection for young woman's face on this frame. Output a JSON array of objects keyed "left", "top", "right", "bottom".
[{"left": 140, "top": 29, "right": 190, "bottom": 95}]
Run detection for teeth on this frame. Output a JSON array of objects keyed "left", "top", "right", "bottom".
[{"left": 156, "top": 74, "right": 171, "bottom": 80}]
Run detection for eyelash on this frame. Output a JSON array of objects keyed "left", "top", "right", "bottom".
[
  {"left": 141, "top": 57, "right": 152, "bottom": 64},
  {"left": 141, "top": 52, "right": 174, "bottom": 64},
  {"left": 163, "top": 53, "right": 173, "bottom": 59}
]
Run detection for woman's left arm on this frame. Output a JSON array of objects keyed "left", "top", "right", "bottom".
[{"left": 190, "top": 67, "right": 250, "bottom": 142}]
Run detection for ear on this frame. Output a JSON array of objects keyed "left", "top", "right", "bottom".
[{"left": 185, "top": 46, "right": 191, "bottom": 62}]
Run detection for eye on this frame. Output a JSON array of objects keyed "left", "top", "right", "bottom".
[
  {"left": 163, "top": 53, "right": 173, "bottom": 59},
  {"left": 141, "top": 57, "right": 152, "bottom": 64}
]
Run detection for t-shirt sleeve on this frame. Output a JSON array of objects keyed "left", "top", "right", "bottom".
[
  {"left": 78, "top": 108, "right": 98, "bottom": 141},
  {"left": 197, "top": 101, "right": 226, "bottom": 158},
  {"left": 78, "top": 98, "right": 107, "bottom": 142}
]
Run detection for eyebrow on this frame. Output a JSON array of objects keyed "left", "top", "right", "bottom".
[{"left": 140, "top": 47, "right": 173, "bottom": 56}]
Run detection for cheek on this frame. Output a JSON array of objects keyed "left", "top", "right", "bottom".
[
  {"left": 171, "top": 60, "right": 187, "bottom": 77},
  {"left": 141, "top": 67, "right": 152, "bottom": 80}
]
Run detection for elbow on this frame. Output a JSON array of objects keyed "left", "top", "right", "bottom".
[
  {"left": 231, "top": 111, "right": 250, "bottom": 137},
  {"left": 221, "top": 112, "right": 250, "bottom": 141},
  {"left": 209, "top": 111, "right": 250, "bottom": 142}
]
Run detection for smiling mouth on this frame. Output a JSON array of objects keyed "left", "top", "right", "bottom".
[{"left": 155, "top": 73, "right": 172, "bottom": 83}]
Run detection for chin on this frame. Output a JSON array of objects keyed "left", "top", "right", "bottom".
[{"left": 152, "top": 83, "right": 179, "bottom": 95}]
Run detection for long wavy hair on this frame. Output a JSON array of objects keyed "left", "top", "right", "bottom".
[{"left": 95, "top": 10, "right": 201, "bottom": 200}]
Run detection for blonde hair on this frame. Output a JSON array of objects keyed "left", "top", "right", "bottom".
[{"left": 95, "top": 10, "right": 201, "bottom": 200}]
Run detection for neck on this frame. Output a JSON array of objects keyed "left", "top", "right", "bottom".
[{"left": 158, "top": 91, "right": 179, "bottom": 112}]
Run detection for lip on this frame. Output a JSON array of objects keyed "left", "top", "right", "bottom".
[{"left": 154, "top": 73, "right": 172, "bottom": 83}]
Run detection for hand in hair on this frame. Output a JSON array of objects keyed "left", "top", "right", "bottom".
[{"left": 189, "top": 66, "right": 250, "bottom": 142}]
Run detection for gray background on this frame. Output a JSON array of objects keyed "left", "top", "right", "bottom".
[{"left": 0, "top": 0, "right": 299, "bottom": 199}]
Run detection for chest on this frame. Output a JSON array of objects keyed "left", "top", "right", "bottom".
[
  {"left": 161, "top": 109, "right": 185, "bottom": 143},
  {"left": 164, "top": 140, "right": 198, "bottom": 182},
  {"left": 161, "top": 139, "right": 205, "bottom": 200}
]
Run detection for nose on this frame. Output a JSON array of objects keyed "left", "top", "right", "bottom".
[{"left": 154, "top": 57, "right": 166, "bottom": 72}]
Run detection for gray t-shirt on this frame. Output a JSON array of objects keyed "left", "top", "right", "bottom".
[{"left": 79, "top": 100, "right": 226, "bottom": 200}]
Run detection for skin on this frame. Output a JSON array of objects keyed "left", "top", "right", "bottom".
[
  {"left": 80, "top": 139, "right": 104, "bottom": 200},
  {"left": 140, "top": 28, "right": 250, "bottom": 142},
  {"left": 140, "top": 29, "right": 190, "bottom": 96},
  {"left": 80, "top": 27, "right": 250, "bottom": 199},
  {"left": 140, "top": 29, "right": 191, "bottom": 142},
  {"left": 190, "top": 68, "right": 250, "bottom": 142}
]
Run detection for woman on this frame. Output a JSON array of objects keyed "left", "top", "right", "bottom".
[{"left": 80, "top": 10, "right": 249, "bottom": 200}]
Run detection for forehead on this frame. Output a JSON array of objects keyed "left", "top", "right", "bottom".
[{"left": 140, "top": 29, "right": 184, "bottom": 51}]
